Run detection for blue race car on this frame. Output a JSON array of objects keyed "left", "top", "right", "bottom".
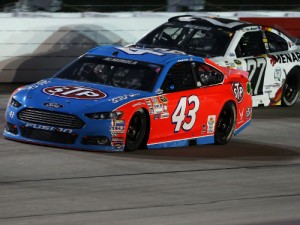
[{"left": 3, "top": 45, "right": 252, "bottom": 151}]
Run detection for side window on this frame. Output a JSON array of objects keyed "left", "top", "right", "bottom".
[
  {"left": 194, "top": 62, "right": 224, "bottom": 86},
  {"left": 153, "top": 27, "right": 185, "bottom": 47},
  {"left": 235, "top": 31, "right": 265, "bottom": 57},
  {"left": 265, "top": 30, "right": 288, "bottom": 52},
  {"left": 161, "top": 62, "right": 196, "bottom": 93}
]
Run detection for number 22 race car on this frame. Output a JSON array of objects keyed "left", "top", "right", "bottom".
[
  {"left": 135, "top": 15, "right": 300, "bottom": 107},
  {"left": 4, "top": 46, "right": 252, "bottom": 151}
]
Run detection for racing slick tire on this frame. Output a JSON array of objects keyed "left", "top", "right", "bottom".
[
  {"left": 214, "top": 102, "right": 236, "bottom": 145},
  {"left": 125, "top": 109, "right": 148, "bottom": 151},
  {"left": 282, "top": 68, "right": 300, "bottom": 107}
]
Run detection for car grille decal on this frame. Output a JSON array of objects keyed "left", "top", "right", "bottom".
[
  {"left": 20, "top": 126, "right": 78, "bottom": 144},
  {"left": 18, "top": 108, "right": 84, "bottom": 129}
]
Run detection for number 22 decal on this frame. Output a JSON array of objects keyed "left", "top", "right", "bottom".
[{"left": 172, "top": 95, "right": 200, "bottom": 132}]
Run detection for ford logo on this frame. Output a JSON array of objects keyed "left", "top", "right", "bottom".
[{"left": 43, "top": 102, "right": 64, "bottom": 108}]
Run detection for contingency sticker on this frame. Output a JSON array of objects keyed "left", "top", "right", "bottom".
[{"left": 207, "top": 115, "right": 216, "bottom": 134}]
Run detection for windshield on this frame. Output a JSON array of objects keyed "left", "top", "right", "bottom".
[
  {"left": 136, "top": 23, "right": 234, "bottom": 57},
  {"left": 54, "top": 55, "right": 162, "bottom": 92}
]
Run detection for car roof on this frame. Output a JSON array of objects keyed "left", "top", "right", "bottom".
[
  {"left": 167, "top": 15, "right": 254, "bottom": 31},
  {"left": 86, "top": 45, "right": 204, "bottom": 65}
]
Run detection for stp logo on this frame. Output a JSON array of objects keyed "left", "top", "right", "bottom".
[
  {"left": 232, "top": 82, "right": 244, "bottom": 103},
  {"left": 43, "top": 86, "right": 107, "bottom": 99}
]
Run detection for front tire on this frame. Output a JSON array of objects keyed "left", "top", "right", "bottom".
[
  {"left": 125, "top": 109, "right": 147, "bottom": 151},
  {"left": 282, "top": 69, "right": 299, "bottom": 107},
  {"left": 214, "top": 102, "right": 236, "bottom": 145}
]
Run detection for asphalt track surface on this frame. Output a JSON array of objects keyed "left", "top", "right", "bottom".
[{"left": 0, "top": 86, "right": 300, "bottom": 225}]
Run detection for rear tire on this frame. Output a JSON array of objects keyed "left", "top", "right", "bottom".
[
  {"left": 125, "top": 109, "right": 147, "bottom": 152},
  {"left": 214, "top": 102, "right": 236, "bottom": 145},
  {"left": 282, "top": 69, "right": 299, "bottom": 107}
]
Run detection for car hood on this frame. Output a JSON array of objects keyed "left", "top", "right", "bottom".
[{"left": 14, "top": 78, "right": 152, "bottom": 113}]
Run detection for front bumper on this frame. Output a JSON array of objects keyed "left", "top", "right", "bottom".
[{"left": 3, "top": 107, "right": 126, "bottom": 152}]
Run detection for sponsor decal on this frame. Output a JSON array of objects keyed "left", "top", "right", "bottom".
[
  {"left": 115, "top": 46, "right": 165, "bottom": 56},
  {"left": 109, "top": 93, "right": 139, "bottom": 104},
  {"left": 229, "top": 63, "right": 236, "bottom": 69},
  {"left": 110, "top": 126, "right": 125, "bottom": 134},
  {"left": 159, "top": 96, "right": 168, "bottom": 103},
  {"left": 207, "top": 115, "right": 216, "bottom": 134},
  {"left": 43, "top": 102, "right": 63, "bottom": 108},
  {"left": 267, "top": 54, "right": 278, "bottom": 66},
  {"left": 274, "top": 67, "right": 282, "bottom": 81},
  {"left": 239, "top": 108, "right": 244, "bottom": 120},
  {"left": 232, "top": 82, "right": 244, "bottom": 103},
  {"left": 177, "top": 58, "right": 189, "bottom": 62},
  {"left": 25, "top": 80, "right": 51, "bottom": 90},
  {"left": 160, "top": 113, "right": 169, "bottom": 119},
  {"left": 265, "top": 83, "right": 281, "bottom": 90},
  {"left": 43, "top": 86, "right": 106, "bottom": 100},
  {"left": 152, "top": 97, "right": 159, "bottom": 104},
  {"left": 264, "top": 42, "right": 269, "bottom": 49},
  {"left": 243, "top": 26, "right": 260, "bottom": 32},
  {"left": 247, "top": 82, "right": 252, "bottom": 95},
  {"left": 103, "top": 56, "right": 138, "bottom": 65},
  {"left": 113, "top": 143, "right": 124, "bottom": 149},
  {"left": 184, "top": 24, "right": 212, "bottom": 30},
  {"left": 146, "top": 99, "right": 153, "bottom": 108},
  {"left": 201, "top": 124, "right": 206, "bottom": 134},
  {"left": 246, "top": 107, "right": 251, "bottom": 119},
  {"left": 234, "top": 60, "right": 242, "bottom": 66},
  {"left": 25, "top": 123, "right": 73, "bottom": 133},
  {"left": 111, "top": 137, "right": 124, "bottom": 142},
  {"left": 112, "top": 120, "right": 125, "bottom": 126},
  {"left": 163, "top": 104, "right": 168, "bottom": 112},
  {"left": 154, "top": 114, "right": 160, "bottom": 120},
  {"left": 154, "top": 103, "right": 164, "bottom": 114},
  {"left": 132, "top": 102, "right": 146, "bottom": 107},
  {"left": 268, "top": 52, "right": 300, "bottom": 66}
]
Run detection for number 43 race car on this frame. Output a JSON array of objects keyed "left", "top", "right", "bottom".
[
  {"left": 135, "top": 15, "right": 300, "bottom": 107},
  {"left": 4, "top": 46, "right": 252, "bottom": 152}
]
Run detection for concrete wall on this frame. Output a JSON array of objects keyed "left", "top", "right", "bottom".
[{"left": 0, "top": 11, "right": 300, "bottom": 83}]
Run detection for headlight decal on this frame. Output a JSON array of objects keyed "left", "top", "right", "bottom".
[
  {"left": 10, "top": 98, "right": 22, "bottom": 108},
  {"left": 85, "top": 111, "right": 123, "bottom": 120}
]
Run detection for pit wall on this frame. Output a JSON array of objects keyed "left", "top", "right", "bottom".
[{"left": 0, "top": 11, "right": 299, "bottom": 83}]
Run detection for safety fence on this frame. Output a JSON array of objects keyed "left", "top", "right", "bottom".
[{"left": 0, "top": 11, "right": 299, "bottom": 83}]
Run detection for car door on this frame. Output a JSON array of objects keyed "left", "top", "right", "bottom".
[
  {"left": 148, "top": 61, "right": 221, "bottom": 145},
  {"left": 232, "top": 30, "right": 274, "bottom": 97}
]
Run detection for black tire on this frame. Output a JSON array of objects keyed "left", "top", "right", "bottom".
[
  {"left": 282, "top": 68, "right": 300, "bottom": 107},
  {"left": 214, "top": 102, "right": 236, "bottom": 145},
  {"left": 125, "top": 109, "right": 148, "bottom": 151}
]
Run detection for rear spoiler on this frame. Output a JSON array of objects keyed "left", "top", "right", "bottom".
[
  {"left": 204, "top": 58, "right": 249, "bottom": 79},
  {"left": 223, "top": 67, "right": 249, "bottom": 79}
]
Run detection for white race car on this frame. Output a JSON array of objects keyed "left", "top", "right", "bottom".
[{"left": 135, "top": 15, "right": 300, "bottom": 107}]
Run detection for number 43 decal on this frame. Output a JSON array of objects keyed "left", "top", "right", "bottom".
[{"left": 172, "top": 95, "right": 200, "bottom": 132}]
